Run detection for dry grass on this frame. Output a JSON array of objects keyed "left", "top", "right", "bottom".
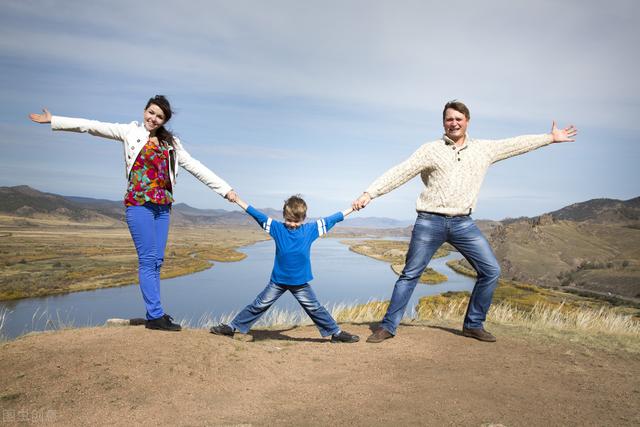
[{"left": 415, "top": 292, "right": 640, "bottom": 336}]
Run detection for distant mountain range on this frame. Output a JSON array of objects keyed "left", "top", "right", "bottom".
[{"left": 0, "top": 185, "right": 412, "bottom": 228}]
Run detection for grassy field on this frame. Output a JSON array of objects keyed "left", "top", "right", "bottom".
[
  {"left": 345, "top": 239, "right": 451, "bottom": 284},
  {"left": 0, "top": 215, "right": 266, "bottom": 300}
]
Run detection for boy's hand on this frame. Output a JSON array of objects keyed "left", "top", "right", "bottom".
[
  {"left": 234, "top": 197, "right": 249, "bottom": 211},
  {"left": 342, "top": 207, "right": 354, "bottom": 217}
]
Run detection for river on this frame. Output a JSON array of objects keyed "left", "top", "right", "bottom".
[{"left": 0, "top": 238, "right": 475, "bottom": 339}]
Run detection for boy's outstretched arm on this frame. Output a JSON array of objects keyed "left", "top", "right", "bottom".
[
  {"left": 342, "top": 207, "right": 354, "bottom": 217},
  {"left": 234, "top": 197, "right": 249, "bottom": 211}
]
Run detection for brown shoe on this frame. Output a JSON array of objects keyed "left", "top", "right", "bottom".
[
  {"left": 366, "top": 327, "right": 394, "bottom": 343},
  {"left": 462, "top": 327, "right": 496, "bottom": 342}
]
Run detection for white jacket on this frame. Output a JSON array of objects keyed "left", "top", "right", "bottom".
[{"left": 51, "top": 116, "right": 233, "bottom": 197}]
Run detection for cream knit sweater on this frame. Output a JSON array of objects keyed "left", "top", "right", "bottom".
[{"left": 365, "top": 133, "right": 554, "bottom": 216}]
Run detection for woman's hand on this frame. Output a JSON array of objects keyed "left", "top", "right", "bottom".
[
  {"left": 225, "top": 190, "right": 238, "bottom": 203},
  {"left": 29, "top": 108, "right": 52, "bottom": 124}
]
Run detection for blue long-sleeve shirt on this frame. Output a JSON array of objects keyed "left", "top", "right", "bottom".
[{"left": 246, "top": 205, "right": 344, "bottom": 285}]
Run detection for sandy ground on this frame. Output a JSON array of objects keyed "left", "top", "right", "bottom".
[{"left": 1, "top": 322, "right": 639, "bottom": 426}]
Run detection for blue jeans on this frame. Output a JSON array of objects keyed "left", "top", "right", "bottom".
[
  {"left": 125, "top": 203, "right": 171, "bottom": 320},
  {"left": 380, "top": 212, "right": 501, "bottom": 334},
  {"left": 231, "top": 281, "right": 341, "bottom": 337}
]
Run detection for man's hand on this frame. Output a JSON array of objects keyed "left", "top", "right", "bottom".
[
  {"left": 29, "top": 108, "right": 52, "bottom": 124},
  {"left": 225, "top": 190, "right": 238, "bottom": 203},
  {"left": 352, "top": 192, "right": 371, "bottom": 211},
  {"left": 551, "top": 121, "right": 577, "bottom": 143}
]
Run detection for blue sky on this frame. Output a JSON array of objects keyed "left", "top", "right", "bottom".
[{"left": 1, "top": 0, "right": 638, "bottom": 220}]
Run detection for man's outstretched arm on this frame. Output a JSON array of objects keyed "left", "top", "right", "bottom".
[{"left": 491, "top": 121, "right": 578, "bottom": 163}]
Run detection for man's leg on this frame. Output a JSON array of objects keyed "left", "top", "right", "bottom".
[
  {"left": 229, "top": 281, "right": 286, "bottom": 334},
  {"left": 290, "top": 284, "right": 340, "bottom": 337},
  {"left": 377, "top": 213, "right": 446, "bottom": 336},
  {"left": 448, "top": 217, "right": 501, "bottom": 337}
]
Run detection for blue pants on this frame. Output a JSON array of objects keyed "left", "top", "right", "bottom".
[
  {"left": 380, "top": 212, "right": 501, "bottom": 334},
  {"left": 231, "top": 281, "right": 341, "bottom": 337},
  {"left": 125, "top": 203, "right": 171, "bottom": 320}
]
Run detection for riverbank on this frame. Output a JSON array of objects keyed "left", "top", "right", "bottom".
[
  {"left": 345, "top": 239, "right": 451, "bottom": 284},
  {"left": 1, "top": 320, "right": 638, "bottom": 426},
  {"left": 0, "top": 219, "right": 266, "bottom": 300}
]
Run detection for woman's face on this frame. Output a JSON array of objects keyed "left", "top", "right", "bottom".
[{"left": 143, "top": 103, "right": 166, "bottom": 133}]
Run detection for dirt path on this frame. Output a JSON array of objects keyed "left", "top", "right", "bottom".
[{"left": 1, "top": 323, "right": 639, "bottom": 426}]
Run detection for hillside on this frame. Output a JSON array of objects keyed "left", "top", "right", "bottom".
[
  {"left": 548, "top": 197, "right": 640, "bottom": 223},
  {"left": 486, "top": 198, "right": 640, "bottom": 301},
  {"left": 0, "top": 186, "right": 119, "bottom": 225},
  {"left": 0, "top": 185, "right": 402, "bottom": 229}
]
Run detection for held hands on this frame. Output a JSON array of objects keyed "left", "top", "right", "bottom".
[
  {"left": 224, "top": 190, "right": 238, "bottom": 203},
  {"left": 351, "top": 192, "right": 371, "bottom": 211},
  {"left": 225, "top": 191, "right": 248, "bottom": 211},
  {"left": 29, "top": 108, "right": 52, "bottom": 124},
  {"left": 550, "top": 121, "right": 578, "bottom": 143}
]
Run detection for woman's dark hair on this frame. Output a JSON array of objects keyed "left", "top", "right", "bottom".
[{"left": 145, "top": 95, "right": 175, "bottom": 145}]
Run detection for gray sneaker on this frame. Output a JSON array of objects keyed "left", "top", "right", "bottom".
[
  {"left": 331, "top": 331, "right": 360, "bottom": 343},
  {"left": 210, "top": 324, "right": 234, "bottom": 337}
]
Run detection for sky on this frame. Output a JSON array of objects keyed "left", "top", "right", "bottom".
[{"left": 0, "top": 0, "right": 638, "bottom": 220}]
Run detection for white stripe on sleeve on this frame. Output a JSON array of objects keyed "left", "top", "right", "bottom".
[{"left": 317, "top": 219, "right": 327, "bottom": 236}]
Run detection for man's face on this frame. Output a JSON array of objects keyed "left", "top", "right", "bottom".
[{"left": 443, "top": 108, "right": 469, "bottom": 142}]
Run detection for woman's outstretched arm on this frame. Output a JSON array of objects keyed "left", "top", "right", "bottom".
[{"left": 29, "top": 108, "right": 52, "bottom": 123}]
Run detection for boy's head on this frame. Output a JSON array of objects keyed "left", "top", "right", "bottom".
[{"left": 283, "top": 195, "right": 307, "bottom": 229}]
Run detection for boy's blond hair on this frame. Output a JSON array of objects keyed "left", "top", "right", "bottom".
[{"left": 283, "top": 194, "right": 307, "bottom": 222}]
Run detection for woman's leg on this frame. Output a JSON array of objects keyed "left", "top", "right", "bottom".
[
  {"left": 152, "top": 204, "right": 171, "bottom": 314},
  {"left": 126, "top": 204, "right": 164, "bottom": 320}
]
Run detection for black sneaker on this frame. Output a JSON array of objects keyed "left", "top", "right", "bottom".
[
  {"left": 210, "top": 324, "right": 234, "bottom": 337},
  {"left": 145, "top": 314, "right": 182, "bottom": 331},
  {"left": 331, "top": 331, "right": 360, "bottom": 343}
]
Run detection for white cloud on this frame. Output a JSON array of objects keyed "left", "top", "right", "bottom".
[{"left": 2, "top": 0, "right": 638, "bottom": 128}]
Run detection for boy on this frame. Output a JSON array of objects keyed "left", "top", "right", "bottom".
[{"left": 210, "top": 195, "right": 359, "bottom": 343}]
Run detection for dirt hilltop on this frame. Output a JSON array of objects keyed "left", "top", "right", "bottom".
[{"left": 1, "top": 322, "right": 638, "bottom": 426}]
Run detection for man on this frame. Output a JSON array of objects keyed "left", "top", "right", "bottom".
[{"left": 352, "top": 100, "right": 577, "bottom": 343}]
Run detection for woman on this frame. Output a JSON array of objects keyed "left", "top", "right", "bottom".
[{"left": 29, "top": 95, "right": 238, "bottom": 331}]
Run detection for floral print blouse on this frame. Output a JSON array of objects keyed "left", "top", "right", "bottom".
[{"left": 124, "top": 140, "right": 174, "bottom": 206}]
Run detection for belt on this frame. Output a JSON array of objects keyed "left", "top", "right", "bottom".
[{"left": 420, "top": 210, "right": 471, "bottom": 218}]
